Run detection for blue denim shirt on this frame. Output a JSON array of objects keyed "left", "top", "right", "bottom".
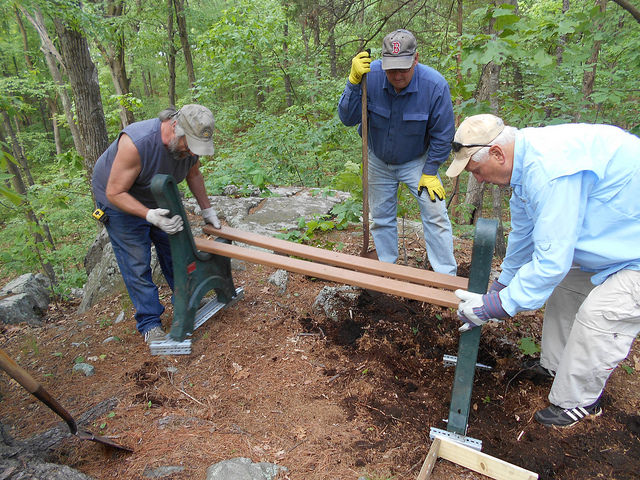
[
  {"left": 497, "top": 124, "right": 640, "bottom": 315},
  {"left": 338, "top": 60, "right": 454, "bottom": 175}
]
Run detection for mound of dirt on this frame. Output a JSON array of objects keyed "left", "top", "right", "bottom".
[{"left": 1, "top": 227, "right": 639, "bottom": 480}]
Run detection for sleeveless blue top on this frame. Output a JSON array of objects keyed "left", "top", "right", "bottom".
[{"left": 92, "top": 118, "right": 198, "bottom": 210}]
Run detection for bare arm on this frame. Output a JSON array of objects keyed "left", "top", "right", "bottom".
[
  {"left": 105, "top": 134, "right": 150, "bottom": 219},
  {"left": 185, "top": 160, "right": 211, "bottom": 210}
]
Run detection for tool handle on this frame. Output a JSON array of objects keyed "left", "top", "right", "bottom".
[
  {"left": 0, "top": 347, "right": 78, "bottom": 434},
  {"left": 361, "top": 68, "right": 370, "bottom": 255}
]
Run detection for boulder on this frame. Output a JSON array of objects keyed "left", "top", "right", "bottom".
[
  {"left": 0, "top": 273, "right": 50, "bottom": 325},
  {"left": 205, "top": 457, "right": 286, "bottom": 480}
]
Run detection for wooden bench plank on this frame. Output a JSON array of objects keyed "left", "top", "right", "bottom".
[
  {"left": 194, "top": 237, "right": 459, "bottom": 308},
  {"left": 203, "top": 225, "right": 468, "bottom": 291}
]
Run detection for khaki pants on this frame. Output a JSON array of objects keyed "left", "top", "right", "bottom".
[{"left": 541, "top": 268, "right": 640, "bottom": 408}]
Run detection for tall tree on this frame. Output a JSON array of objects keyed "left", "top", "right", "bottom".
[
  {"left": 173, "top": 0, "right": 196, "bottom": 90},
  {"left": 52, "top": 15, "right": 109, "bottom": 177},
  {"left": 93, "top": 0, "right": 135, "bottom": 127},
  {"left": 17, "top": 5, "right": 84, "bottom": 158},
  {"left": 166, "top": 0, "right": 177, "bottom": 107}
]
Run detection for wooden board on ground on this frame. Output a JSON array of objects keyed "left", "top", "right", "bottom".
[{"left": 417, "top": 436, "right": 538, "bottom": 480}]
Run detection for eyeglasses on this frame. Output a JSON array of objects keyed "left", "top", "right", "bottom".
[{"left": 451, "top": 141, "right": 493, "bottom": 153}]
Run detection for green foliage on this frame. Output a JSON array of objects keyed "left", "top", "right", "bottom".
[
  {"left": 518, "top": 336, "right": 541, "bottom": 356},
  {"left": 621, "top": 365, "right": 634, "bottom": 375}
]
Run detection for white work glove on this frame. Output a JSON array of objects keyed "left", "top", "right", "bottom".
[
  {"left": 455, "top": 289, "right": 507, "bottom": 333},
  {"left": 146, "top": 208, "right": 183, "bottom": 234},
  {"left": 201, "top": 207, "right": 221, "bottom": 229}
]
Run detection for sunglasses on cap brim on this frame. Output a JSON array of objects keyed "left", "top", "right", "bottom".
[{"left": 451, "top": 141, "right": 493, "bottom": 153}]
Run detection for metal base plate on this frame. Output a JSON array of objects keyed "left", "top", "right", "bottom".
[
  {"left": 430, "top": 427, "right": 482, "bottom": 451},
  {"left": 191, "top": 287, "right": 244, "bottom": 333},
  {"left": 149, "top": 338, "right": 192, "bottom": 356},
  {"left": 150, "top": 287, "right": 244, "bottom": 355}
]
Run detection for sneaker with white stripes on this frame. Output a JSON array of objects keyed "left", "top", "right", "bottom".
[
  {"left": 534, "top": 402, "right": 602, "bottom": 427},
  {"left": 144, "top": 326, "right": 166, "bottom": 344}
]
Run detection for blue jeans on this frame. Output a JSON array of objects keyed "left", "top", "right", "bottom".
[
  {"left": 103, "top": 206, "right": 174, "bottom": 335},
  {"left": 368, "top": 150, "right": 457, "bottom": 275}
]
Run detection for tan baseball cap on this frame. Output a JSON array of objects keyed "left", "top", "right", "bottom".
[
  {"left": 445, "top": 114, "right": 505, "bottom": 177},
  {"left": 177, "top": 104, "right": 215, "bottom": 156},
  {"left": 382, "top": 29, "right": 417, "bottom": 70}
]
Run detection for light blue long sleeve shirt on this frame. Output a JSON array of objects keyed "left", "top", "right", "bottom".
[
  {"left": 337, "top": 60, "right": 455, "bottom": 175},
  {"left": 498, "top": 124, "right": 640, "bottom": 315}
]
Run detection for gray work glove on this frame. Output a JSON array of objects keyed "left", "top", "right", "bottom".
[
  {"left": 201, "top": 207, "right": 221, "bottom": 229},
  {"left": 146, "top": 208, "right": 183, "bottom": 234}
]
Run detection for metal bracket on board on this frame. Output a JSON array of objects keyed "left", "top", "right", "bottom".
[
  {"left": 429, "top": 427, "right": 483, "bottom": 452},
  {"left": 442, "top": 354, "right": 492, "bottom": 371}
]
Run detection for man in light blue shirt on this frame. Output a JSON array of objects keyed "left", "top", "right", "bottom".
[
  {"left": 446, "top": 113, "right": 640, "bottom": 427},
  {"left": 338, "top": 29, "right": 456, "bottom": 275}
]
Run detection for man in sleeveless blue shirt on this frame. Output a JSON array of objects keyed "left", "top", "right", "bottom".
[
  {"left": 92, "top": 105, "right": 221, "bottom": 347},
  {"left": 446, "top": 114, "right": 640, "bottom": 427},
  {"left": 338, "top": 29, "right": 456, "bottom": 275}
]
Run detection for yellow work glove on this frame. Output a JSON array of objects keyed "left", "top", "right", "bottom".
[
  {"left": 418, "top": 174, "right": 446, "bottom": 202},
  {"left": 349, "top": 51, "right": 371, "bottom": 85}
]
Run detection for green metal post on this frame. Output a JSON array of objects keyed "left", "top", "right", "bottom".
[
  {"left": 151, "top": 174, "right": 237, "bottom": 341},
  {"left": 447, "top": 217, "right": 498, "bottom": 435}
]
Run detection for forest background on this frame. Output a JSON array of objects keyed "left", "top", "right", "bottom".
[{"left": 1, "top": 0, "right": 639, "bottom": 296}]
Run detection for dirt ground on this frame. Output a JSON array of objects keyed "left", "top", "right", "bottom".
[{"left": 1, "top": 225, "right": 640, "bottom": 480}]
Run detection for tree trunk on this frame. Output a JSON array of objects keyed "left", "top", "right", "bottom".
[
  {"left": 283, "top": 20, "right": 294, "bottom": 107},
  {"left": 328, "top": 26, "right": 337, "bottom": 77},
  {"left": 94, "top": 1, "right": 134, "bottom": 128},
  {"left": 611, "top": 0, "right": 640, "bottom": 23},
  {"left": 0, "top": 125, "right": 56, "bottom": 283},
  {"left": 18, "top": 6, "right": 85, "bottom": 158},
  {"left": 47, "top": 98, "right": 62, "bottom": 156},
  {"left": 173, "top": 0, "right": 196, "bottom": 90},
  {"left": 577, "top": 0, "right": 607, "bottom": 121},
  {"left": 449, "top": 0, "right": 464, "bottom": 219},
  {"left": 7, "top": 115, "right": 35, "bottom": 187},
  {"left": 53, "top": 17, "right": 109, "bottom": 178},
  {"left": 166, "top": 0, "right": 177, "bottom": 107},
  {"left": 492, "top": 185, "right": 507, "bottom": 258},
  {"left": 15, "top": 6, "right": 33, "bottom": 69}
]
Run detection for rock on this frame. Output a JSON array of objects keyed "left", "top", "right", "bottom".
[
  {"left": 72, "top": 363, "right": 95, "bottom": 376},
  {"left": 143, "top": 466, "right": 185, "bottom": 478},
  {"left": 312, "top": 286, "right": 360, "bottom": 322},
  {"left": 0, "top": 273, "right": 51, "bottom": 325},
  {"left": 268, "top": 269, "right": 289, "bottom": 295},
  {"left": 83, "top": 227, "right": 110, "bottom": 276},
  {"left": 0, "top": 421, "right": 96, "bottom": 480},
  {"left": 205, "top": 457, "right": 287, "bottom": 480}
]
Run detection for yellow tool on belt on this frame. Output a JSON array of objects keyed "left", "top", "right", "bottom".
[{"left": 92, "top": 208, "right": 107, "bottom": 223}]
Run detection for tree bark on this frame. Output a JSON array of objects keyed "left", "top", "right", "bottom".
[
  {"left": 611, "top": 0, "right": 640, "bottom": 22},
  {"left": 47, "top": 98, "right": 62, "bottom": 155},
  {"left": 53, "top": 17, "right": 109, "bottom": 178},
  {"left": 0, "top": 123, "right": 56, "bottom": 282},
  {"left": 166, "top": 0, "right": 177, "bottom": 107},
  {"left": 283, "top": 20, "right": 294, "bottom": 107},
  {"left": 578, "top": 0, "right": 607, "bottom": 121},
  {"left": 18, "top": 6, "right": 85, "bottom": 158},
  {"left": 173, "top": 0, "right": 196, "bottom": 90},
  {"left": 94, "top": 1, "right": 134, "bottom": 127},
  {"left": 449, "top": 0, "right": 464, "bottom": 219}
]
